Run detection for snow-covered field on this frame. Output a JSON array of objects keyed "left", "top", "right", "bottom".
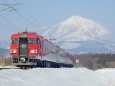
[{"left": 0, "top": 66, "right": 115, "bottom": 86}]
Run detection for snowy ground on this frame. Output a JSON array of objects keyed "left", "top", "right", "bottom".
[{"left": 0, "top": 66, "right": 114, "bottom": 86}]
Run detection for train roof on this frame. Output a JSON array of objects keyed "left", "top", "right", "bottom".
[{"left": 11, "top": 32, "right": 39, "bottom": 38}]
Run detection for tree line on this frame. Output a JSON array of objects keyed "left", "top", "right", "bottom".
[
  {"left": 75, "top": 53, "right": 115, "bottom": 70},
  {"left": 87, "top": 53, "right": 115, "bottom": 70},
  {"left": 0, "top": 57, "right": 12, "bottom": 66}
]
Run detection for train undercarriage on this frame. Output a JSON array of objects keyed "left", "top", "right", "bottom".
[{"left": 12, "top": 57, "right": 73, "bottom": 69}]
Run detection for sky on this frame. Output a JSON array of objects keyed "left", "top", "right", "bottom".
[{"left": 0, "top": 0, "right": 115, "bottom": 41}]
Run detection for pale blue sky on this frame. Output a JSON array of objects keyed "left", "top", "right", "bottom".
[{"left": 0, "top": 0, "right": 115, "bottom": 40}]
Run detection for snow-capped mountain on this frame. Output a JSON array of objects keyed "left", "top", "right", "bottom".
[
  {"left": 39, "top": 16, "right": 115, "bottom": 53},
  {"left": 41, "top": 16, "right": 110, "bottom": 41},
  {"left": 0, "top": 42, "right": 10, "bottom": 49},
  {"left": 0, "top": 41, "right": 10, "bottom": 57}
]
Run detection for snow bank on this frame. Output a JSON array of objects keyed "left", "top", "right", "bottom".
[{"left": 0, "top": 67, "right": 110, "bottom": 86}]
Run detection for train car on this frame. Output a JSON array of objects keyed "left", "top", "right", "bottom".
[{"left": 10, "top": 31, "right": 75, "bottom": 68}]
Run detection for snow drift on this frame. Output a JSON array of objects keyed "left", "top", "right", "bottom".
[{"left": 0, "top": 67, "right": 113, "bottom": 86}]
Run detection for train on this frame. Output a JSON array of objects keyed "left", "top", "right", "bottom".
[{"left": 10, "top": 31, "right": 75, "bottom": 68}]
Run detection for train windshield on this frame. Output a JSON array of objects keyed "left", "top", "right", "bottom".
[
  {"left": 11, "top": 38, "right": 19, "bottom": 44},
  {"left": 19, "top": 38, "right": 28, "bottom": 44},
  {"left": 28, "top": 38, "right": 39, "bottom": 44}
]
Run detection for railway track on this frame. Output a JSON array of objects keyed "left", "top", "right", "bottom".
[
  {"left": 0, "top": 68, "right": 19, "bottom": 70},
  {"left": 0, "top": 66, "right": 36, "bottom": 70}
]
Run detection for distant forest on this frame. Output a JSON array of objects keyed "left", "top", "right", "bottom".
[{"left": 75, "top": 53, "right": 115, "bottom": 70}]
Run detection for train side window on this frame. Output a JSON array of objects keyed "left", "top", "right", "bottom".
[
  {"left": 29, "top": 38, "right": 39, "bottom": 44},
  {"left": 11, "top": 38, "right": 19, "bottom": 44}
]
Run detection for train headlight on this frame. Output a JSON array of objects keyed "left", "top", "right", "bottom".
[
  {"left": 30, "top": 50, "right": 37, "bottom": 54},
  {"left": 20, "top": 58, "right": 26, "bottom": 63},
  {"left": 10, "top": 50, "right": 17, "bottom": 53}
]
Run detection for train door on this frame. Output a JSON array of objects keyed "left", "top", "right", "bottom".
[{"left": 19, "top": 38, "right": 28, "bottom": 56}]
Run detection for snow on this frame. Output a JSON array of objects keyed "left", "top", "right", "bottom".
[
  {"left": 41, "top": 15, "right": 110, "bottom": 42},
  {"left": 37, "top": 15, "right": 115, "bottom": 53},
  {"left": 0, "top": 67, "right": 115, "bottom": 86},
  {"left": 96, "top": 68, "right": 115, "bottom": 86}
]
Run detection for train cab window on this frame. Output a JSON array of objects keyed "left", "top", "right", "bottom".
[
  {"left": 20, "top": 38, "right": 28, "bottom": 44},
  {"left": 11, "top": 38, "right": 19, "bottom": 44},
  {"left": 29, "top": 38, "right": 39, "bottom": 44}
]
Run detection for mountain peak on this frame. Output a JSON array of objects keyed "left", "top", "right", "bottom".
[
  {"left": 69, "top": 15, "right": 84, "bottom": 20},
  {"left": 68, "top": 15, "right": 82, "bottom": 20},
  {"left": 61, "top": 15, "right": 89, "bottom": 25},
  {"left": 62, "top": 16, "right": 96, "bottom": 26},
  {"left": 60, "top": 16, "right": 110, "bottom": 39}
]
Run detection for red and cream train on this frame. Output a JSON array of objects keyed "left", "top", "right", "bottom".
[{"left": 10, "top": 31, "right": 75, "bottom": 68}]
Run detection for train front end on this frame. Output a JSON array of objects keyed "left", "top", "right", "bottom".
[{"left": 10, "top": 32, "right": 40, "bottom": 68}]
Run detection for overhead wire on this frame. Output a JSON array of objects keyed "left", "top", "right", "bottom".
[
  {"left": 4, "top": 0, "right": 41, "bottom": 29},
  {"left": 0, "top": 14, "right": 22, "bottom": 31},
  {"left": 12, "top": 0, "right": 52, "bottom": 40},
  {"left": 2, "top": 0, "right": 51, "bottom": 42},
  {"left": 13, "top": 0, "right": 43, "bottom": 27},
  {"left": 0, "top": 0, "right": 44, "bottom": 41},
  {"left": 1, "top": 0, "right": 44, "bottom": 36},
  {"left": 0, "top": 20, "right": 14, "bottom": 32},
  {"left": 0, "top": 1, "right": 18, "bottom": 41},
  {"left": 0, "top": 7, "right": 10, "bottom": 12},
  {"left": 0, "top": 0, "right": 22, "bottom": 32}
]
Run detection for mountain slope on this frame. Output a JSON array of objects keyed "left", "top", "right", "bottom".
[
  {"left": 41, "top": 16, "right": 110, "bottom": 41},
  {"left": 0, "top": 41, "right": 10, "bottom": 57},
  {"left": 39, "top": 16, "right": 115, "bottom": 53}
]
